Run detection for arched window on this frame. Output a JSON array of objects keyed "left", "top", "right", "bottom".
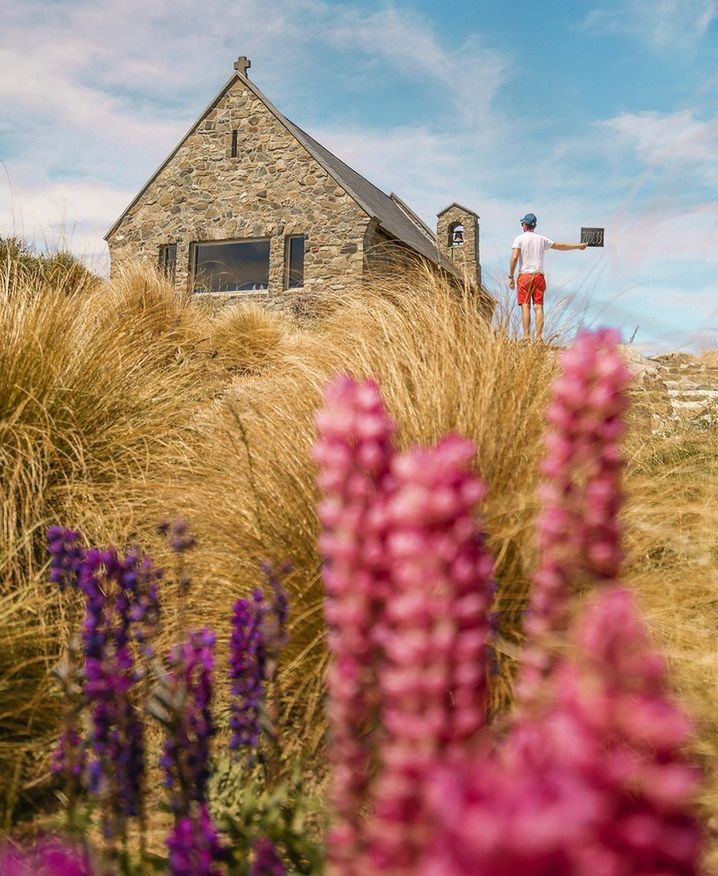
[{"left": 448, "top": 222, "right": 465, "bottom": 247}]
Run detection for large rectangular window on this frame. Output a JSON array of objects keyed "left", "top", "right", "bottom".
[
  {"left": 192, "top": 239, "right": 270, "bottom": 293},
  {"left": 158, "top": 243, "right": 177, "bottom": 283},
  {"left": 285, "top": 235, "right": 305, "bottom": 289}
]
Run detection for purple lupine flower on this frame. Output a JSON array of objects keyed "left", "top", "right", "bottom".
[
  {"left": 260, "top": 562, "right": 290, "bottom": 651},
  {"left": 156, "top": 630, "right": 224, "bottom": 875},
  {"left": 47, "top": 525, "right": 84, "bottom": 590},
  {"left": 127, "top": 552, "right": 163, "bottom": 658},
  {"left": 250, "top": 838, "right": 285, "bottom": 876},
  {"left": 159, "top": 628, "right": 216, "bottom": 814},
  {"left": 166, "top": 802, "right": 225, "bottom": 876},
  {"left": 229, "top": 590, "right": 267, "bottom": 752},
  {"left": 158, "top": 519, "right": 197, "bottom": 554},
  {"left": 77, "top": 547, "right": 146, "bottom": 836},
  {"left": 50, "top": 726, "right": 86, "bottom": 780}
]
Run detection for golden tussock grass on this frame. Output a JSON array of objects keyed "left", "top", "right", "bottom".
[
  {"left": 0, "top": 261, "right": 212, "bottom": 819},
  {"left": 162, "top": 266, "right": 562, "bottom": 753},
  {"left": 206, "top": 300, "right": 292, "bottom": 374},
  {"left": 698, "top": 349, "right": 718, "bottom": 368},
  {"left": 1, "top": 252, "right": 717, "bottom": 844}
]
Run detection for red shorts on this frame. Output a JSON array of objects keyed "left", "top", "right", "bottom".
[{"left": 517, "top": 273, "right": 546, "bottom": 305}]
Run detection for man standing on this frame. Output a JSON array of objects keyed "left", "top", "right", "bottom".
[{"left": 508, "top": 213, "right": 587, "bottom": 341}]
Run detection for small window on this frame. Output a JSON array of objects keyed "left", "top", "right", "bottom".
[
  {"left": 192, "top": 239, "right": 270, "bottom": 293},
  {"left": 159, "top": 244, "right": 177, "bottom": 282},
  {"left": 285, "top": 235, "right": 304, "bottom": 289},
  {"left": 231, "top": 129, "right": 238, "bottom": 158}
]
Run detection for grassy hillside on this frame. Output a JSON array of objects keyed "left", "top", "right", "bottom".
[{"left": 1, "top": 253, "right": 717, "bottom": 842}]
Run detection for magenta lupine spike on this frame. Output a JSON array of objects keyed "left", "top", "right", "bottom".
[
  {"left": 560, "top": 585, "right": 703, "bottom": 876},
  {"left": 78, "top": 547, "right": 146, "bottom": 838},
  {"left": 0, "top": 838, "right": 95, "bottom": 875},
  {"left": 160, "top": 629, "right": 216, "bottom": 814},
  {"left": 313, "top": 376, "right": 396, "bottom": 875},
  {"left": 519, "top": 328, "right": 632, "bottom": 698},
  {"left": 365, "top": 435, "right": 495, "bottom": 875},
  {"left": 250, "top": 838, "right": 286, "bottom": 876},
  {"left": 420, "top": 586, "right": 704, "bottom": 876},
  {"left": 166, "top": 802, "right": 225, "bottom": 876},
  {"left": 229, "top": 589, "right": 267, "bottom": 752}
]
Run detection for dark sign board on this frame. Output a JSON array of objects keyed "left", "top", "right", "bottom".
[{"left": 581, "top": 227, "right": 605, "bottom": 247}]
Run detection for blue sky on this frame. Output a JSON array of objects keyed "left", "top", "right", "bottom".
[{"left": 1, "top": 0, "right": 717, "bottom": 352}]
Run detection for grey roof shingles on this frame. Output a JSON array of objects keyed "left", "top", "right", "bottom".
[{"left": 283, "top": 120, "right": 442, "bottom": 265}]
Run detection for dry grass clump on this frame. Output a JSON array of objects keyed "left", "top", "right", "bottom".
[
  {"left": 3, "top": 254, "right": 717, "bottom": 840},
  {"left": 163, "top": 266, "right": 718, "bottom": 775},
  {"left": 206, "top": 301, "right": 291, "bottom": 373},
  {"left": 163, "top": 266, "right": 560, "bottom": 749},
  {"left": 0, "top": 258, "right": 212, "bottom": 819},
  {"left": 698, "top": 349, "right": 718, "bottom": 368},
  {"left": 620, "top": 418, "right": 718, "bottom": 836}
]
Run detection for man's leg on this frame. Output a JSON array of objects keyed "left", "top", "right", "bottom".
[
  {"left": 521, "top": 302, "right": 531, "bottom": 338},
  {"left": 535, "top": 304, "right": 544, "bottom": 341}
]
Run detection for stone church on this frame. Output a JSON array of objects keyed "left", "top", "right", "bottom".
[{"left": 106, "top": 56, "right": 490, "bottom": 310}]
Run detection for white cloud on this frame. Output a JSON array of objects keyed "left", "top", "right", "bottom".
[
  {"left": 583, "top": 0, "right": 718, "bottom": 49},
  {"left": 0, "top": 0, "right": 713, "bottom": 353},
  {"left": 322, "top": 6, "right": 510, "bottom": 126},
  {"left": 600, "top": 110, "right": 718, "bottom": 180},
  {"left": 0, "top": 180, "right": 135, "bottom": 270},
  {"left": 1, "top": 0, "right": 515, "bottom": 267}
]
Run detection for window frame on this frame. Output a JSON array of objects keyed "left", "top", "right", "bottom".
[
  {"left": 284, "top": 234, "right": 305, "bottom": 290},
  {"left": 190, "top": 237, "right": 271, "bottom": 294},
  {"left": 158, "top": 243, "right": 177, "bottom": 283}
]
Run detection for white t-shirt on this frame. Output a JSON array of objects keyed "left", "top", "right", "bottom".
[{"left": 512, "top": 231, "right": 555, "bottom": 274}]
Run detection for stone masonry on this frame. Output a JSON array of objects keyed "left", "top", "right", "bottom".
[
  {"left": 106, "top": 57, "right": 489, "bottom": 312},
  {"left": 436, "top": 204, "right": 481, "bottom": 288},
  {"left": 107, "top": 75, "right": 369, "bottom": 306}
]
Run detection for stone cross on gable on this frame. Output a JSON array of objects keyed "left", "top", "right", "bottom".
[{"left": 234, "top": 56, "right": 251, "bottom": 78}]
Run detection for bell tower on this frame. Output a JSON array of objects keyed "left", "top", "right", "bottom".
[{"left": 436, "top": 202, "right": 481, "bottom": 287}]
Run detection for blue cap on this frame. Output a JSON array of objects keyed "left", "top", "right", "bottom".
[{"left": 520, "top": 213, "right": 537, "bottom": 227}]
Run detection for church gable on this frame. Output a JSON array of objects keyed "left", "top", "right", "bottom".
[
  {"left": 107, "top": 69, "right": 370, "bottom": 297},
  {"left": 105, "top": 57, "right": 487, "bottom": 305}
]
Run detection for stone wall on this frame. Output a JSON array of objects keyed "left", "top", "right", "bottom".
[
  {"left": 436, "top": 205, "right": 481, "bottom": 288},
  {"left": 107, "top": 76, "right": 370, "bottom": 307}
]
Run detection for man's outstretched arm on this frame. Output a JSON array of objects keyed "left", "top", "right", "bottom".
[{"left": 551, "top": 242, "right": 588, "bottom": 251}]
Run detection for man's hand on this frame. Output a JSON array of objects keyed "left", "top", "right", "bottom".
[
  {"left": 508, "top": 276, "right": 515, "bottom": 289},
  {"left": 579, "top": 242, "right": 588, "bottom": 250}
]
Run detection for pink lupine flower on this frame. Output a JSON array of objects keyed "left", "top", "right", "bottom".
[
  {"left": 313, "top": 376, "right": 396, "bottom": 875},
  {"left": 0, "top": 839, "right": 94, "bottom": 875},
  {"left": 558, "top": 585, "right": 703, "bottom": 876},
  {"left": 520, "top": 328, "right": 632, "bottom": 698},
  {"left": 422, "top": 586, "right": 704, "bottom": 876},
  {"left": 366, "top": 435, "right": 495, "bottom": 875}
]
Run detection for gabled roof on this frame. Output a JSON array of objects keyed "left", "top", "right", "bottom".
[
  {"left": 281, "top": 120, "right": 441, "bottom": 264},
  {"left": 438, "top": 202, "right": 480, "bottom": 217},
  {"left": 105, "top": 69, "right": 444, "bottom": 268}
]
